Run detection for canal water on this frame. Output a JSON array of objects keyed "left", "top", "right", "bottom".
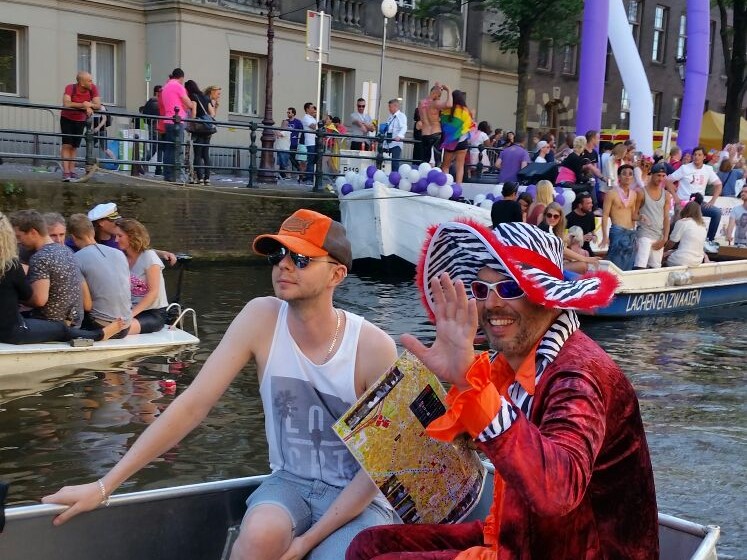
[{"left": 0, "top": 264, "right": 744, "bottom": 558}]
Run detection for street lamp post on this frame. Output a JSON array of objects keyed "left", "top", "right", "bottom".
[
  {"left": 258, "top": 0, "right": 277, "bottom": 184},
  {"left": 377, "top": 0, "right": 398, "bottom": 129}
]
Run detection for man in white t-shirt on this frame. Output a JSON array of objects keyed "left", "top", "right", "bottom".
[
  {"left": 350, "top": 97, "right": 374, "bottom": 150},
  {"left": 666, "top": 146, "right": 724, "bottom": 253},
  {"left": 301, "top": 102, "right": 318, "bottom": 184},
  {"left": 726, "top": 184, "right": 747, "bottom": 247}
]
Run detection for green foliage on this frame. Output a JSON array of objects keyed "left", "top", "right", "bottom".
[
  {"left": 483, "top": 0, "right": 584, "bottom": 52},
  {"left": 2, "top": 182, "right": 24, "bottom": 196}
]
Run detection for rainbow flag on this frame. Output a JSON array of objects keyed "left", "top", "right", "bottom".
[{"left": 440, "top": 106, "right": 473, "bottom": 151}]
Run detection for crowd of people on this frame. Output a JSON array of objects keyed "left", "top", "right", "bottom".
[{"left": 0, "top": 203, "right": 176, "bottom": 346}]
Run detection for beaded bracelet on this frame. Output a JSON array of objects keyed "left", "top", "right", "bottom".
[{"left": 97, "top": 479, "right": 110, "bottom": 507}]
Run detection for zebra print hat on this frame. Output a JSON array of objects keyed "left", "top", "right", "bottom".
[{"left": 417, "top": 220, "right": 618, "bottom": 321}]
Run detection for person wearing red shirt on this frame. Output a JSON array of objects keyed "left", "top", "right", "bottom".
[{"left": 60, "top": 72, "right": 101, "bottom": 181}]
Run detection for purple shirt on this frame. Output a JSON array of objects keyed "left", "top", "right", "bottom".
[
  {"left": 288, "top": 118, "right": 304, "bottom": 149},
  {"left": 499, "top": 144, "right": 530, "bottom": 183}
]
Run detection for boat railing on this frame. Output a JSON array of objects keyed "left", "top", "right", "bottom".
[{"left": 166, "top": 303, "right": 199, "bottom": 337}]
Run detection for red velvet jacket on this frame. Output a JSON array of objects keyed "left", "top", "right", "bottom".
[{"left": 477, "top": 329, "right": 659, "bottom": 559}]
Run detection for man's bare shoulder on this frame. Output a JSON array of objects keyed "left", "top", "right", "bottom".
[
  {"left": 355, "top": 319, "right": 398, "bottom": 393},
  {"left": 229, "top": 296, "right": 282, "bottom": 336}
]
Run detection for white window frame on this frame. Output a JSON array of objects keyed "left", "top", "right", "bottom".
[
  {"left": 676, "top": 14, "right": 687, "bottom": 60},
  {"left": 537, "top": 39, "right": 554, "bottom": 71},
  {"left": 652, "top": 91, "right": 662, "bottom": 130},
  {"left": 398, "top": 77, "right": 426, "bottom": 122},
  {"left": 77, "top": 37, "right": 118, "bottom": 105},
  {"left": 0, "top": 26, "right": 20, "bottom": 96},
  {"left": 620, "top": 88, "right": 630, "bottom": 127},
  {"left": 320, "top": 67, "right": 346, "bottom": 122},
  {"left": 651, "top": 5, "right": 668, "bottom": 63},
  {"left": 671, "top": 96, "right": 682, "bottom": 130},
  {"left": 229, "top": 53, "right": 260, "bottom": 116},
  {"left": 627, "top": 0, "right": 642, "bottom": 47},
  {"left": 397, "top": 0, "right": 417, "bottom": 9}
]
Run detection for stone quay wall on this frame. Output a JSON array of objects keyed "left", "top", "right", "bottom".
[{"left": 0, "top": 178, "right": 339, "bottom": 261}]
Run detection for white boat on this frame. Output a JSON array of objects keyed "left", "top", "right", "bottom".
[
  {"left": 0, "top": 462, "right": 720, "bottom": 560},
  {"left": 0, "top": 307, "right": 199, "bottom": 376},
  {"left": 587, "top": 259, "right": 747, "bottom": 318}
]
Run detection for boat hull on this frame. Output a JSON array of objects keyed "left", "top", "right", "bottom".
[
  {"left": 0, "top": 466, "right": 719, "bottom": 560},
  {"left": 0, "top": 328, "right": 199, "bottom": 375}
]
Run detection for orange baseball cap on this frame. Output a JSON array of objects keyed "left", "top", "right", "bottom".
[{"left": 252, "top": 209, "right": 353, "bottom": 270}]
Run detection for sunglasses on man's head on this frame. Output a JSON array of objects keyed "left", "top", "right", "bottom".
[
  {"left": 545, "top": 212, "right": 561, "bottom": 219},
  {"left": 267, "top": 247, "right": 339, "bottom": 269},
  {"left": 470, "top": 279, "right": 525, "bottom": 301}
]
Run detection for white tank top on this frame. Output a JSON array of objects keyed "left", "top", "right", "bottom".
[{"left": 261, "top": 300, "right": 363, "bottom": 487}]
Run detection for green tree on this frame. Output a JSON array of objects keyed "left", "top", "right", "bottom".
[
  {"left": 417, "top": 0, "right": 583, "bottom": 132},
  {"left": 715, "top": 0, "right": 746, "bottom": 145}
]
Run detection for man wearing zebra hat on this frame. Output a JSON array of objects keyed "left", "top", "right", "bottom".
[{"left": 347, "top": 221, "right": 659, "bottom": 560}]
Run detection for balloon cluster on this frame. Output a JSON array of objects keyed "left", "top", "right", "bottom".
[{"left": 336, "top": 163, "right": 463, "bottom": 200}]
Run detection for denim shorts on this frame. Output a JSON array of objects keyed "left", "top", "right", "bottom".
[{"left": 245, "top": 470, "right": 396, "bottom": 559}]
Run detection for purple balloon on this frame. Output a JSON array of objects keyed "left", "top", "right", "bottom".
[
  {"left": 525, "top": 184, "right": 538, "bottom": 198},
  {"left": 341, "top": 184, "right": 353, "bottom": 195},
  {"left": 434, "top": 172, "right": 448, "bottom": 186},
  {"left": 486, "top": 193, "right": 495, "bottom": 201},
  {"left": 427, "top": 169, "right": 441, "bottom": 183},
  {"left": 554, "top": 193, "right": 566, "bottom": 205},
  {"left": 364, "top": 178, "right": 375, "bottom": 189},
  {"left": 414, "top": 178, "right": 428, "bottom": 193},
  {"left": 554, "top": 186, "right": 564, "bottom": 196},
  {"left": 451, "top": 183, "right": 463, "bottom": 199},
  {"left": 366, "top": 165, "right": 377, "bottom": 178},
  {"left": 494, "top": 195, "right": 504, "bottom": 201},
  {"left": 388, "top": 171, "right": 401, "bottom": 186}
]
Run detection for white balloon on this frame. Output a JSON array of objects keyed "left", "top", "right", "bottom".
[
  {"left": 479, "top": 200, "right": 493, "bottom": 210},
  {"left": 427, "top": 183, "right": 440, "bottom": 197},
  {"left": 446, "top": 173, "right": 454, "bottom": 185},
  {"left": 344, "top": 171, "right": 357, "bottom": 184},
  {"left": 492, "top": 184, "right": 503, "bottom": 196},
  {"left": 474, "top": 194, "right": 486, "bottom": 205},
  {"left": 439, "top": 185, "right": 454, "bottom": 199},
  {"left": 398, "top": 163, "right": 412, "bottom": 177},
  {"left": 561, "top": 188, "right": 574, "bottom": 214},
  {"left": 418, "top": 162, "right": 432, "bottom": 176},
  {"left": 373, "top": 170, "right": 388, "bottom": 184},
  {"left": 399, "top": 179, "right": 412, "bottom": 192},
  {"left": 408, "top": 169, "right": 421, "bottom": 183},
  {"left": 335, "top": 176, "right": 346, "bottom": 190},
  {"left": 352, "top": 175, "right": 364, "bottom": 190}
]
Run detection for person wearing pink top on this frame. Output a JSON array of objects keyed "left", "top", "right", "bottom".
[{"left": 158, "top": 68, "right": 195, "bottom": 182}]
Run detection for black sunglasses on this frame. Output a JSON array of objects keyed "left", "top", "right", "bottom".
[
  {"left": 267, "top": 247, "right": 339, "bottom": 269},
  {"left": 470, "top": 279, "right": 524, "bottom": 301},
  {"left": 545, "top": 213, "right": 561, "bottom": 219}
]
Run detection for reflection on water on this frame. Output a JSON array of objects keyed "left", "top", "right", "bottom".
[{"left": 0, "top": 265, "right": 743, "bottom": 558}]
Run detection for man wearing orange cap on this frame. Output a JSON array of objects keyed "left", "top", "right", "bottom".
[
  {"left": 43, "top": 209, "right": 398, "bottom": 560},
  {"left": 346, "top": 221, "right": 658, "bottom": 559}
]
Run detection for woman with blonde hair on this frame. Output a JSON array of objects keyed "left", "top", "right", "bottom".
[
  {"left": 115, "top": 218, "right": 169, "bottom": 335},
  {"left": 0, "top": 212, "right": 121, "bottom": 344},
  {"left": 664, "top": 202, "right": 707, "bottom": 266},
  {"left": 527, "top": 180, "right": 555, "bottom": 225},
  {"left": 540, "top": 203, "right": 600, "bottom": 275}
]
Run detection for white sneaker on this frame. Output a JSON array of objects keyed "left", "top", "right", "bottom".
[{"left": 704, "top": 240, "right": 720, "bottom": 253}]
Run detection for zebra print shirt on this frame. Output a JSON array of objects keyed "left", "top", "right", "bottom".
[{"left": 477, "top": 310, "right": 580, "bottom": 443}]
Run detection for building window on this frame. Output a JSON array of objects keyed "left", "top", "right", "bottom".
[
  {"left": 320, "top": 68, "right": 346, "bottom": 120},
  {"left": 671, "top": 96, "right": 681, "bottom": 130},
  {"left": 397, "top": 0, "right": 416, "bottom": 9},
  {"left": 537, "top": 39, "right": 553, "bottom": 71},
  {"left": 627, "top": 0, "right": 642, "bottom": 47},
  {"left": 605, "top": 42, "right": 613, "bottom": 82},
  {"left": 651, "top": 6, "right": 668, "bottom": 63},
  {"left": 620, "top": 88, "right": 630, "bottom": 127},
  {"left": 676, "top": 14, "right": 686, "bottom": 60},
  {"left": 78, "top": 38, "right": 117, "bottom": 104},
  {"left": 0, "top": 27, "right": 19, "bottom": 96},
  {"left": 652, "top": 91, "right": 662, "bottom": 130},
  {"left": 398, "top": 77, "right": 426, "bottom": 121},
  {"left": 229, "top": 53, "right": 259, "bottom": 116}
]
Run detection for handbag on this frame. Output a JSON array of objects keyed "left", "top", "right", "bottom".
[{"left": 188, "top": 97, "right": 217, "bottom": 135}]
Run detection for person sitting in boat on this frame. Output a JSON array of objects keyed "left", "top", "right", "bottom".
[
  {"left": 539, "top": 202, "right": 600, "bottom": 277},
  {"left": 113, "top": 218, "right": 168, "bottom": 335},
  {"left": 43, "top": 209, "right": 397, "bottom": 560},
  {"left": 81, "top": 202, "right": 177, "bottom": 266},
  {"left": 664, "top": 201, "right": 708, "bottom": 267},
  {"left": 68, "top": 214, "right": 131, "bottom": 339},
  {"left": 3, "top": 210, "right": 123, "bottom": 344},
  {"left": 726, "top": 184, "right": 747, "bottom": 248},
  {"left": 346, "top": 220, "right": 659, "bottom": 560}
]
